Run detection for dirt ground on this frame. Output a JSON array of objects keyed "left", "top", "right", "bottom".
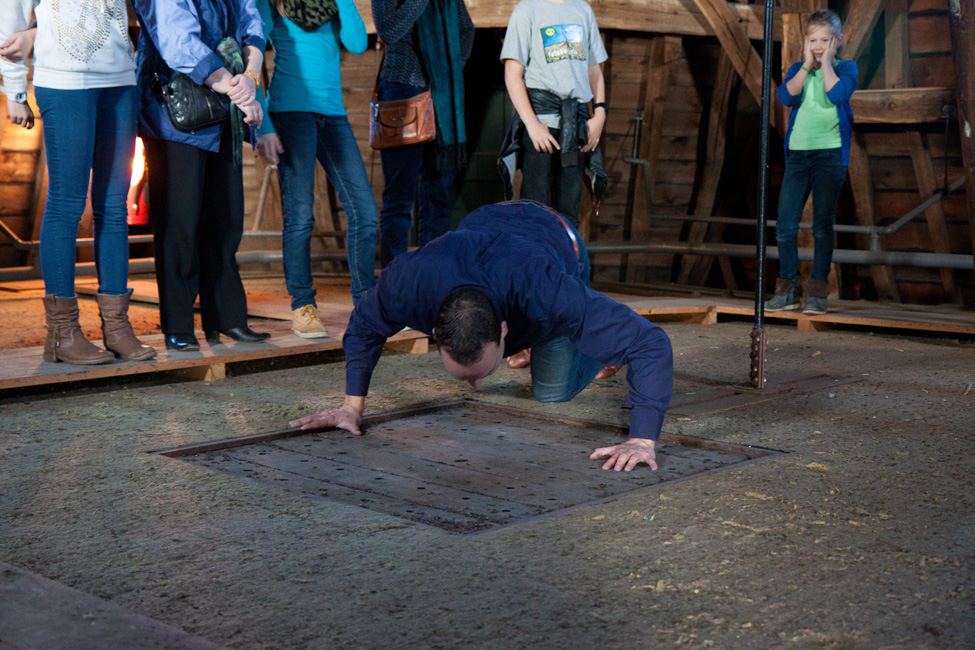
[{"left": 1, "top": 293, "right": 974, "bottom": 649}]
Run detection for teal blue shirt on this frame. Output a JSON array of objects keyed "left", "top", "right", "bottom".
[{"left": 256, "top": 0, "right": 368, "bottom": 135}]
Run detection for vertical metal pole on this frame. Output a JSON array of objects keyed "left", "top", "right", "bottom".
[{"left": 750, "top": 0, "right": 776, "bottom": 389}]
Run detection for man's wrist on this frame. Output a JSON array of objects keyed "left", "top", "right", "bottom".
[
  {"left": 592, "top": 101, "right": 607, "bottom": 116},
  {"left": 343, "top": 395, "right": 365, "bottom": 413}
]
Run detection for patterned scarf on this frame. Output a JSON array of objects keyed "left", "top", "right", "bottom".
[{"left": 280, "top": 0, "right": 338, "bottom": 32}]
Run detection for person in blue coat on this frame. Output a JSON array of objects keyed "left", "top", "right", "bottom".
[
  {"left": 289, "top": 200, "right": 674, "bottom": 472},
  {"left": 132, "top": 0, "right": 270, "bottom": 351},
  {"left": 766, "top": 9, "right": 858, "bottom": 316},
  {"left": 255, "top": 0, "right": 379, "bottom": 339}
]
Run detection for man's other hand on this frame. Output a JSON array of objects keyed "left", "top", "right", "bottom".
[
  {"left": 590, "top": 438, "right": 657, "bottom": 472},
  {"left": 289, "top": 404, "right": 363, "bottom": 435}
]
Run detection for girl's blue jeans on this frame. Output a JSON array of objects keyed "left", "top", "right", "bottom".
[
  {"left": 377, "top": 81, "right": 453, "bottom": 268},
  {"left": 775, "top": 147, "right": 847, "bottom": 282},
  {"left": 35, "top": 85, "right": 137, "bottom": 297},
  {"left": 271, "top": 112, "right": 378, "bottom": 308},
  {"left": 530, "top": 218, "right": 605, "bottom": 402}
]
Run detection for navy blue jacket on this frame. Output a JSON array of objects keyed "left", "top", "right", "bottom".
[
  {"left": 343, "top": 201, "right": 674, "bottom": 440},
  {"left": 778, "top": 59, "right": 858, "bottom": 166}
]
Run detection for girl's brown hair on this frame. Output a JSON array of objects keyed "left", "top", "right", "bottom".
[{"left": 808, "top": 9, "right": 842, "bottom": 35}]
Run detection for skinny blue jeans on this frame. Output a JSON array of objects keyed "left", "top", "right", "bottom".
[
  {"left": 271, "top": 112, "right": 378, "bottom": 308},
  {"left": 377, "top": 81, "right": 454, "bottom": 267},
  {"left": 529, "top": 215, "right": 605, "bottom": 402},
  {"left": 35, "top": 85, "right": 137, "bottom": 297},
  {"left": 775, "top": 147, "right": 847, "bottom": 282}
]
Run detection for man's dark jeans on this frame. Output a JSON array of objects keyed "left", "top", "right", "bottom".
[
  {"left": 775, "top": 147, "right": 847, "bottom": 282},
  {"left": 377, "top": 81, "right": 453, "bottom": 268},
  {"left": 520, "top": 127, "right": 584, "bottom": 228}
]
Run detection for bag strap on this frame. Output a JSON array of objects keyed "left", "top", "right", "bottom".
[{"left": 372, "top": 40, "right": 385, "bottom": 102}]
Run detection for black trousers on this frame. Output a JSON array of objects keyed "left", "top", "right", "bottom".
[
  {"left": 520, "top": 127, "right": 584, "bottom": 228},
  {"left": 144, "top": 129, "right": 248, "bottom": 334}
]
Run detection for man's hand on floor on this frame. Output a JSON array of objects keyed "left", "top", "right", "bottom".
[
  {"left": 590, "top": 438, "right": 657, "bottom": 472},
  {"left": 290, "top": 396, "right": 365, "bottom": 435}
]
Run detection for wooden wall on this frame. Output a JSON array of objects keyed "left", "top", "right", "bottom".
[{"left": 1, "top": 0, "right": 971, "bottom": 307}]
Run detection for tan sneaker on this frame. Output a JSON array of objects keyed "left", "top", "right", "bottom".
[{"left": 292, "top": 304, "right": 329, "bottom": 338}]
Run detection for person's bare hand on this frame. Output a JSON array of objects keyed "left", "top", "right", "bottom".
[
  {"left": 0, "top": 28, "right": 37, "bottom": 63},
  {"left": 581, "top": 111, "right": 605, "bottom": 153},
  {"left": 590, "top": 438, "right": 657, "bottom": 471},
  {"left": 526, "top": 119, "right": 560, "bottom": 154},
  {"left": 234, "top": 98, "right": 263, "bottom": 127},
  {"left": 289, "top": 405, "right": 364, "bottom": 435},
  {"left": 227, "top": 73, "right": 256, "bottom": 104},
  {"left": 822, "top": 35, "right": 838, "bottom": 68},
  {"left": 6, "top": 98, "right": 33, "bottom": 129},
  {"left": 256, "top": 132, "right": 284, "bottom": 165},
  {"left": 802, "top": 35, "right": 815, "bottom": 69}
]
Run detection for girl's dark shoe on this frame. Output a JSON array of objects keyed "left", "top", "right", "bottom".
[
  {"left": 765, "top": 277, "right": 800, "bottom": 312},
  {"left": 165, "top": 334, "right": 201, "bottom": 351},
  {"left": 205, "top": 327, "right": 271, "bottom": 344}
]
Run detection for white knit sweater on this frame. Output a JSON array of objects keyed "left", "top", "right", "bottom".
[{"left": 0, "top": 0, "right": 135, "bottom": 98}]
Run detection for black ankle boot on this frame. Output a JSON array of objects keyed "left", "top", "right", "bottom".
[
  {"left": 205, "top": 327, "right": 270, "bottom": 344},
  {"left": 165, "top": 333, "right": 201, "bottom": 351}
]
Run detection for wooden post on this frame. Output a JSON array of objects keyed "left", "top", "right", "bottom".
[
  {"left": 885, "top": 0, "right": 912, "bottom": 89},
  {"left": 624, "top": 35, "right": 680, "bottom": 283},
  {"left": 909, "top": 132, "right": 958, "bottom": 299},
  {"left": 677, "top": 52, "right": 737, "bottom": 286},
  {"left": 948, "top": 0, "right": 975, "bottom": 263},
  {"left": 843, "top": 0, "right": 887, "bottom": 63},
  {"left": 848, "top": 134, "right": 901, "bottom": 303},
  {"left": 691, "top": 0, "right": 781, "bottom": 135}
]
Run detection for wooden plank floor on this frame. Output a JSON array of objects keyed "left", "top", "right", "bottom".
[
  {"left": 603, "top": 293, "right": 975, "bottom": 335},
  {"left": 0, "top": 276, "right": 971, "bottom": 393}
]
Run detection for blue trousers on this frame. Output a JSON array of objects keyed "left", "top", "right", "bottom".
[
  {"left": 272, "top": 112, "right": 378, "bottom": 308},
  {"left": 775, "top": 148, "right": 847, "bottom": 282},
  {"left": 35, "top": 85, "right": 137, "bottom": 297},
  {"left": 377, "top": 81, "right": 453, "bottom": 268},
  {"left": 529, "top": 215, "right": 605, "bottom": 402}
]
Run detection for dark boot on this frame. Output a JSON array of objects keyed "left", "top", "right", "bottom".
[
  {"left": 803, "top": 280, "right": 830, "bottom": 315},
  {"left": 43, "top": 295, "right": 114, "bottom": 365},
  {"left": 96, "top": 290, "right": 157, "bottom": 361},
  {"left": 765, "top": 278, "right": 800, "bottom": 312}
]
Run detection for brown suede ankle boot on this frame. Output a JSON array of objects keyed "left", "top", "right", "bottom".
[
  {"left": 96, "top": 290, "right": 157, "bottom": 361},
  {"left": 802, "top": 280, "right": 830, "bottom": 315},
  {"left": 43, "top": 295, "right": 114, "bottom": 365}
]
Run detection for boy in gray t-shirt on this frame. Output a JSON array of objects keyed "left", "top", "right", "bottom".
[{"left": 500, "top": 0, "right": 608, "bottom": 225}]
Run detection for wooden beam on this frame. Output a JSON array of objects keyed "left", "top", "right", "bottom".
[
  {"left": 844, "top": 0, "right": 886, "bottom": 63},
  {"left": 850, "top": 88, "right": 956, "bottom": 124},
  {"left": 948, "top": 0, "right": 975, "bottom": 266},
  {"left": 885, "top": 0, "right": 912, "bottom": 89},
  {"left": 356, "top": 0, "right": 779, "bottom": 39},
  {"left": 908, "top": 132, "right": 958, "bottom": 298},
  {"left": 690, "top": 0, "right": 779, "bottom": 133},
  {"left": 848, "top": 133, "right": 900, "bottom": 303},
  {"left": 678, "top": 52, "right": 737, "bottom": 285},
  {"left": 625, "top": 35, "right": 681, "bottom": 283}
]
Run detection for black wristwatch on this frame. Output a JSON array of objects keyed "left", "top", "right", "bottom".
[{"left": 592, "top": 102, "right": 608, "bottom": 115}]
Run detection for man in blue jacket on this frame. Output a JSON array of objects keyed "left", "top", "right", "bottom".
[{"left": 291, "top": 201, "right": 674, "bottom": 472}]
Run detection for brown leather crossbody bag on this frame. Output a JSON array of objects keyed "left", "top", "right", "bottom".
[{"left": 369, "top": 45, "right": 436, "bottom": 150}]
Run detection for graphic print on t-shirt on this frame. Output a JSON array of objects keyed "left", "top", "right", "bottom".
[{"left": 541, "top": 24, "right": 586, "bottom": 63}]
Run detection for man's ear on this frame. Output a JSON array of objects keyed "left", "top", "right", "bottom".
[{"left": 500, "top": 321, "right": 508, "bottom": 340}]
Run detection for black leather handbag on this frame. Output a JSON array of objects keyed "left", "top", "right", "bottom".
[{"left": 157, "top": 73, "right": 231, "bottom": 133}]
